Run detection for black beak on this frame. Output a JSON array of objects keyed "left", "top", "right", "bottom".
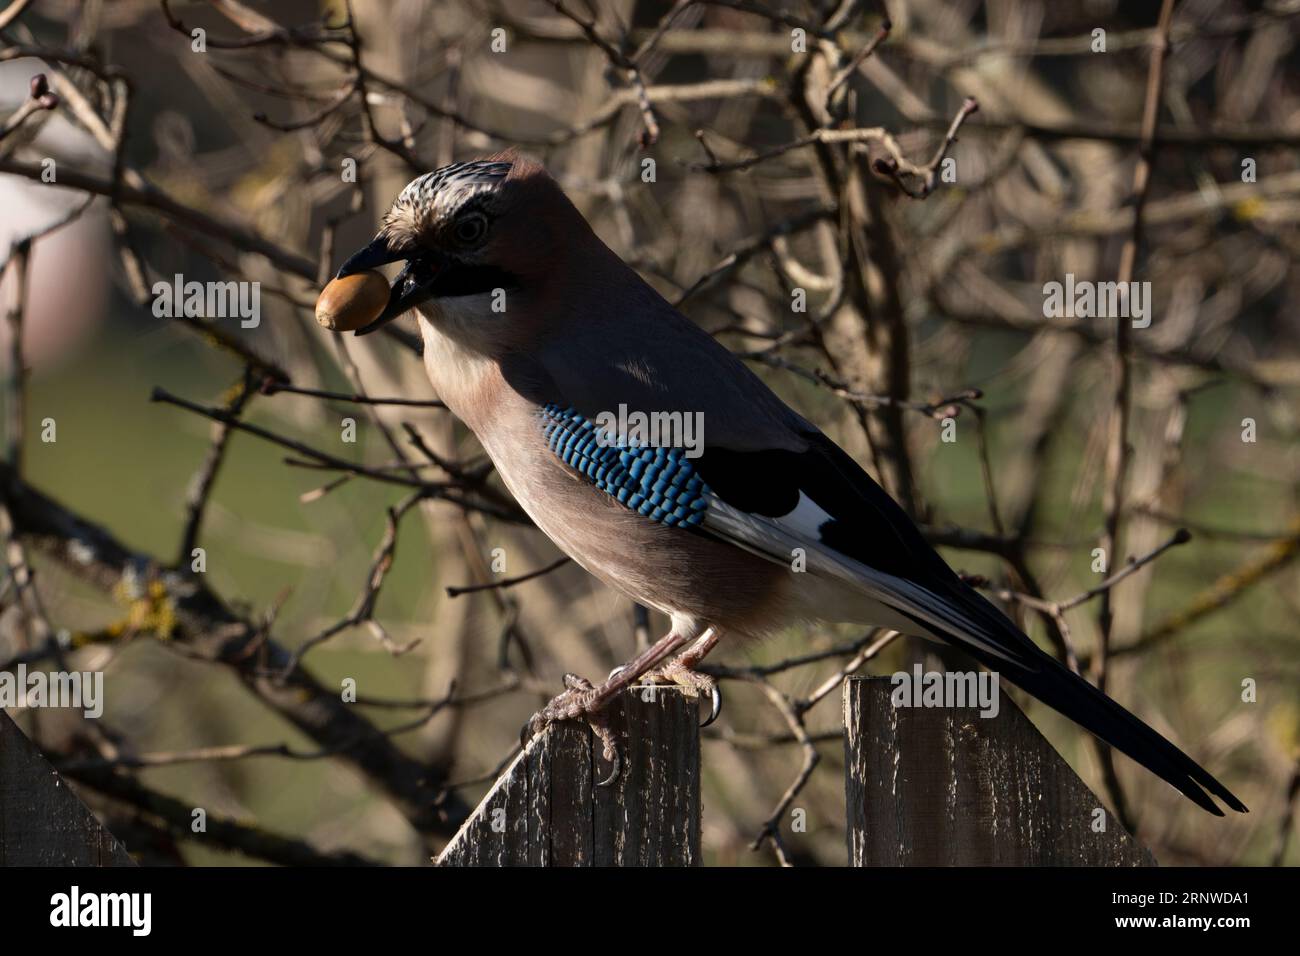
[{"left": 336, "top": 236, "right": 442, "bottom": 337}]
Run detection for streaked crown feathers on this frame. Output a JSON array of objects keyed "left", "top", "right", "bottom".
[{"left": 381, "top": 160, "right": 513, "bottom": 246}]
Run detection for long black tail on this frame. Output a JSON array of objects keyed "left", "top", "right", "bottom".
[
  {"left": 937, "top": 587, "right": 1247, "bottom": 816},
  {"left": 995, "top": 643, "right": 1245, "bottom": 815}
]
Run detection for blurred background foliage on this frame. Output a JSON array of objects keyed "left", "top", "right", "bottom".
[{"left": 1, "top": 0, "right": 1298, "bottom": 866}]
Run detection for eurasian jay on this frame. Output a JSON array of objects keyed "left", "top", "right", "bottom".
[{"left": 336, "top": 152, "right": 1245, "bottom": 815}]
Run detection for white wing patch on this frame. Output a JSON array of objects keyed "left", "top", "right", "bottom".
[{"left": 778, "top": 491, "right": 834, "bottom": 541}]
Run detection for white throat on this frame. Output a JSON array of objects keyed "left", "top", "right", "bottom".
[{"left": 415, "top": 300, "right": 497, "bottom": 421}]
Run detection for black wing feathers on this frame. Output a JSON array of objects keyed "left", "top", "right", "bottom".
[{"left": 697, "top": 431, "right": 956, "bottom": 585}]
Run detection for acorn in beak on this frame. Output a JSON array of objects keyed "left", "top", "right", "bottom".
[{"left": 334, "top": 237, "right": 444, "bottom": 336}]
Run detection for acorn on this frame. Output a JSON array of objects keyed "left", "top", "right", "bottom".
[{"left": 315, "top": 270, "right": 390, "bottom": 332}]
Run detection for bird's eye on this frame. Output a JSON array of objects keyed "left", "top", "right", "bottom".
[{"left": 452, "top": 213, "right": 488, "bottom": 246}]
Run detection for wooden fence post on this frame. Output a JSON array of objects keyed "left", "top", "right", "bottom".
[
  {"left": 436, "top": 685, "right": 700, "bottom": 866},
  {"left": 0, "top": 710, "right": 134, "bottom": 866},
  {"left": 843, "top": 675, "right": 1155, "bottom": 866}
]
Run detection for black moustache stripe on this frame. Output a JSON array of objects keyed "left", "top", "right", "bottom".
[{"left": 432, "top": 263, "right": 520, "bottom": 299}]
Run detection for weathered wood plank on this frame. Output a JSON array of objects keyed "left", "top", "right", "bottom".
[
  {"left": 843, "top": 675, "right": 1155, "bottom": 866},
  {"left": 437, "top": 686, "right": 700, "bottom": 866},
  {"left": 0, "top": 710, "right": 134, "bottom": 866}
]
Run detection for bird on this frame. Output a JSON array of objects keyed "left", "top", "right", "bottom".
[{"left": 335, "top": 150, "right": 1246, "bottom": 815}]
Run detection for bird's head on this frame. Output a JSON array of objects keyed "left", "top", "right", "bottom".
[{"left": 336, "top": 151, "right": 584, "bottom": 338}]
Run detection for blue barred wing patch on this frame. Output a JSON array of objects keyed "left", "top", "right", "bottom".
[{"left": 540, "top": 405, "right": 711, "bottom": 528}]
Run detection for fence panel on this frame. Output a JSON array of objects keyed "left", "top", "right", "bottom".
[
  {"left": 843, "top": 675, "right": 1155, "bottom": 866},
  {"left": 437, "top": 686, "right": 700, "bottom": 866},
  {"left": 0, "top": 710, "right": 134, "bottom": 866}
]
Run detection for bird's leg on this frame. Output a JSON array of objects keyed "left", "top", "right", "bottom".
[
  {"left": 525, "top": 627, "right": 693, "bottom": 784},
  {"left": 638, "top": 627, "right": 723, "bottom": 725}
]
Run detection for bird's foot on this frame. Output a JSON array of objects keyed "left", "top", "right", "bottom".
[
  {"left": 524, "top": 673, "right": 621, "bottom": 786},
  {"left": 638, "top": 657, "right": 722, "bottom": 726},
  {"left": 522, "top": 629, "right": 713, "bottom": 785}
]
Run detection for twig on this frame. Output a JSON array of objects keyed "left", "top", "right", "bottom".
[
  {"left": 0, "top": 0, "right": 35, "bottom": 31},
  {"left": 1101, "top": 516, "right": 1300, "bottom": 664},
  {"left": 545, "top": 0, "right": 660, "bottom": 146},
  {"left": 1272, "top": 760, "right": 1300, "bottom": 867},
  {"left": 283, "top": 492, "right": 426, "bottom": 671},
  {"left": 824, "top": 19, "right": 891, "bottom": 106},
  {"left": 1093, "top": 0, "right": 1177, "bottom": 831},
  {"left": 3, "top": 239, "right": 30, "bottom": 470},
  {"left": 177, "top": 370, "right": 257, "bottom": 566},
  {"left": 445, "top": 556, "right": 571, "bottom": 597},
  {"left": 1097, "top": 0, "right": 1178, "bottom": 674},
  {"left": 870, "top": 96, "right": 979, "bottom": 198},
  {"left": 260, "top": 379, "right": 447, "bottom": 408}
]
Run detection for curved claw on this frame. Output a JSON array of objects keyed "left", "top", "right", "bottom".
[
  {"left": 595, "top": 747, "right": 622, "bottom": 788},
  {"left": 700, "top": 683, "right": 722, "bottom": 727},
  {"left": 520, "top": 719, "right": 537, "bottom": 750}
]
